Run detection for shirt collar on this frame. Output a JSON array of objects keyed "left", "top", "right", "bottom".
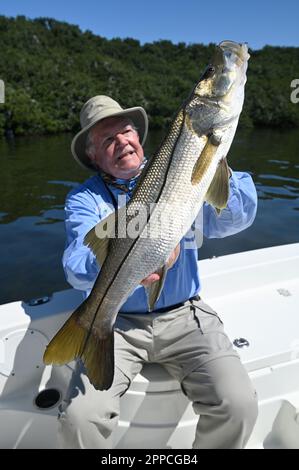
[{"left": 99, "top": 160, "right": 147, "bottom": 194}]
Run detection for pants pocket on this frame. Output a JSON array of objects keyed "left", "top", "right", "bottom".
[{"left": 191, "top": 299, "right": 224, "bottom": 334}]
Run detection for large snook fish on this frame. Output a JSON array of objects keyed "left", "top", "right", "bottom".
[{"left": 44, "top": 41, "right": 250, "bottom": 390}]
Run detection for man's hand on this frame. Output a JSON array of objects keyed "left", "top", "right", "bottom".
[{"left": 141, "top": 244, "right": 181, "bottom": 287}]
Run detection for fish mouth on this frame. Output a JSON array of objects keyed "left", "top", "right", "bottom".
[{"left": 219, "top": 40, "right": 250, "bottom": 62}]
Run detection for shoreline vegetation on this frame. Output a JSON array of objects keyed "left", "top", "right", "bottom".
[{"left": 0, "top": 15, "right": 298, "bottom": 139}]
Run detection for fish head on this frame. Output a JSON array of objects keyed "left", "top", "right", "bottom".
[{"left": 191, "top": 41, "right": 250, "bottom": 116}]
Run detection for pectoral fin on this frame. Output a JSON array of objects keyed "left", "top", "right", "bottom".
[
  {"left": 146, "top": 265, "right": 168, "bottom": 312},
  {"left": 191, "top": 134, "right": 221, "bottom": 185},
  {"left": 205, "top": 157, "right": 230, "bottom": 213}
]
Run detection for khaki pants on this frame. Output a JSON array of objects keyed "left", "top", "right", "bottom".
[{"left": 58, "top": 298, "right": 258, "bottom": 449}]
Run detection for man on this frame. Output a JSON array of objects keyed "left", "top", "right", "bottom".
[{"left": 59, "top": 95, "right": 258, "bottom": 449}]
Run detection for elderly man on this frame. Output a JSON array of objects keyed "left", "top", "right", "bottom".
[{"left": 59, "top": 95, "right": 258, "bottom": 449}]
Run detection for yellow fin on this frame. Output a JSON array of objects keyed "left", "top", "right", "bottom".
[
  {"left": 84, "top": 211, "right": 116, "bottom": 266},
  {"left": 81, "top": 330, "right": 115, "bottom": 391},
  {"left": 146, "top": 265, "right": 168, "bottom": 311},
  {"left": 191, "top": 135, "right": 220, "bottom": 185},
  {"left": 205, "top": 158, "right": 230, "bottom": 212},
  {"left": 43, "top": 310, "right": 86, "bottom": 365},
  {"left": 43, "top": 303, "right": 115, "bottom": 391}
]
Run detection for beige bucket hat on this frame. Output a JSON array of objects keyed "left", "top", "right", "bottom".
[{"left": 71, "top": 95, "right": 148, "bottom": 171}]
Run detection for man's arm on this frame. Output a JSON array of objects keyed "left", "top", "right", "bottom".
[
  {"left": 62, "top": 190, "right": 101, "bottom": 292},
  {"left": 202, "top": 171, "right": 257, "bottom": 238}
]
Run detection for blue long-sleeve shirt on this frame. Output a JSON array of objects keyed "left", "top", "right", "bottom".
[{"left": 62, "top": 171, "right": 257, "bottom": 312}]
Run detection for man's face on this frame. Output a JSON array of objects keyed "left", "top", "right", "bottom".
[{"left": 89, "top": 117, "right": 144, "bottom": 179}]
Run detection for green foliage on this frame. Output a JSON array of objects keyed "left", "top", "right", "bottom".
[{"left": 0, "top": 15, "right": 298, "bottom": 138}]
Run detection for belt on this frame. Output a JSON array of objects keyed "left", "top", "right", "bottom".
[{"left": 151, "top": 295, "right": 201, "bottom": 314}]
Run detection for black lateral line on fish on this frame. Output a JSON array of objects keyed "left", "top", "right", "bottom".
[{"left": 80, "top": 108, "right": 186, "bottom": 357}]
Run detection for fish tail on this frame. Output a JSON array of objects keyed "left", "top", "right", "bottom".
[
  {"left": 43, "top": 302, "right": 115, "bottom": 391},
  {"left": 81, "top": 330, "right": 115, "bottom": 391},
  {"left": 43, "top": 307, "right": 86, "bottom": 365}
]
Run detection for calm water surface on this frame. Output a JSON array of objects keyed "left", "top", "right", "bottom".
[{"left": 0, "top": 128, "right": 298, "bottom": 304}]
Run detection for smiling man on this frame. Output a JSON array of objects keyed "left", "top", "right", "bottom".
[
  {"left": 60, "top": 95, "right": 258, "bottom": 449},
  {"left": 86, "top": 116, "right": 144, "bottom": 178}
]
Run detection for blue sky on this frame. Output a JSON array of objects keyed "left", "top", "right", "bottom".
[{"left": 0, "top": 0, "right": 298, "bottom": 50}]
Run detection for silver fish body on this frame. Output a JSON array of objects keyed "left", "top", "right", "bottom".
[{"left": 44, "top": 41, "right": 250, "bottom": 390}]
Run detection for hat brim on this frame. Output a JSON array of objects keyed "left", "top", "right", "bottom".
[{"left": 71, "top": 107, "right": 148, "bottom": 171}]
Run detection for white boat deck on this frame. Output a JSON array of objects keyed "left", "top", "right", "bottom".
[
  {"left": 0, "top": 243, "right": 298, "bottom": 449},
  {"left": 199, "top": 243, "right": 299, "bottom": 449}
]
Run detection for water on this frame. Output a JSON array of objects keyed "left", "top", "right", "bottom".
[{"left": 0, "top": 128, "right": 298, "bottom": 305}]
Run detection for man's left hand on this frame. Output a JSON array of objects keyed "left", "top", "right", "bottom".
[{"left": 141, "top": 244, "right": 180, "bottom": 287}]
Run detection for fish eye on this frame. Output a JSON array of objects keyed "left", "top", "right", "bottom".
[{"left": 201, "top": 65, "right": 216, "bottom": 80}]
